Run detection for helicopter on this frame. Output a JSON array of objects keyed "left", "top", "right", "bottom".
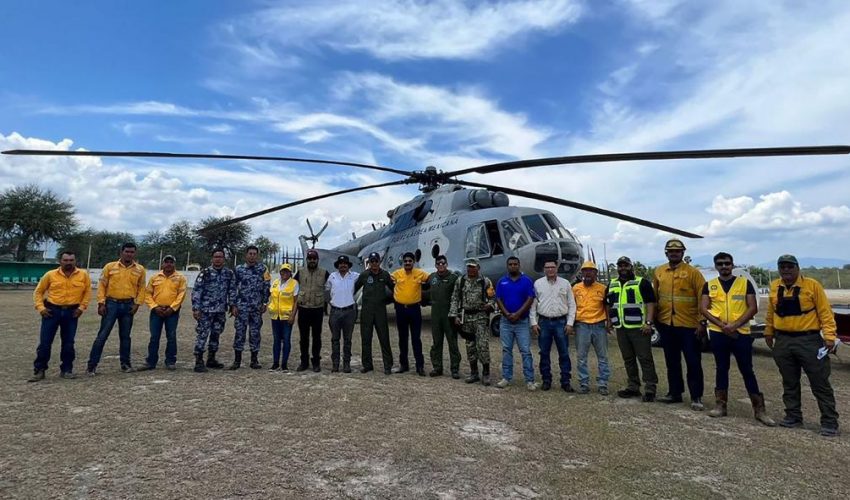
[{"left": 4, "top": 146, "right": 849, "bottom": 285}]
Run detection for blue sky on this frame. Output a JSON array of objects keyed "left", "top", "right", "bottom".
[{"left": 2, "top": 0, "right": 849, "bottom": 266}]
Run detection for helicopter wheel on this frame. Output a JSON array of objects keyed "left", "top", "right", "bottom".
[{"left": 489, "top": 314, "right": 501, "bottom": 337}]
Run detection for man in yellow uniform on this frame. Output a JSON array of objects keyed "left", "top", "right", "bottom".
[
  {"left": 391, "top": 252, "right": 430, "bottom": 376},
  {"left": 29, "top": 250, "right": 92, "bottom": 381},
  {"left": 573, "top": 261, "right": 610, "bottom": 395},
  {"left": 87, "top": 242, "right": 146, "bottom": 375},
  {"left": 138, "top": 255, "right": 187, "bottom": 372},
  {"left": 653, "top": 239, "right": 706, "bottom": 410},
  {"left": 699, "top": 252, "right": 774, "bottom": 425},
  {"left": 765, "top": 254, "right": 839, "bottom": 437}
]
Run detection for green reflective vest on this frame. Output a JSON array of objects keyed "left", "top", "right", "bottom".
[{"left": 607, "top": 277, "right": 646, "bottom": 329}]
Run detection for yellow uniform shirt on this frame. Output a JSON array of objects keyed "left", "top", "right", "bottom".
[
  {"left": 572, "top": 281, "right": 608, "bottom": 323},
  {"left": 764, "top": 276, "right": 837, "bottom": 341},
  {"left": 33, "top": 267, "right": 92, "bottom": 312},
  {"left": 269, "top": 278, "right": 299, "bottom": 320},
  {"left": 654, "top": 262, "right": 705, "bottom": 328},
  {"left": 391, "top": 268, "right": 430, "bottom": 305},
  {"left": 145, "top": 271, "right": 187, "bottom": 311},
  {"left": 97, "top": 260, "right": 146, "bottom": 305}
]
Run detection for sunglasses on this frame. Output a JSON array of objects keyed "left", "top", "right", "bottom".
[{"left": 715, "top": 261, "right": 733, "bottom": 267}]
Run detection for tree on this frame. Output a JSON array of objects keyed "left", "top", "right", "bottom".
[
  {"left": 0, "top": 184, "right": 77, "bottom": 261},
  {"left": 252, "top": 235, "right": 280, "bottom": 262},
  {"left": 196, "top": 216, "right": 251, "bottom": 260},
  {"left": 59, "top": 229, "right": 136, "bottom": 268}
]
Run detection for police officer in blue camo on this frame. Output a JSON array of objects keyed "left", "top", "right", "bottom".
[
  {"left": 229, "top": 245, "right": 271, "bottom": 370},
  {"left": 192, "top": 248, "right": 237, "bottom": 373}
]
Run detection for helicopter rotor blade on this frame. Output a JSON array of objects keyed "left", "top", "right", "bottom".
[
  {"left": 306, "top": 218, "right": 315, "bottom": 237},
  {"left": 1, "top": 149, "right": 414, "bottom": 176},
  {"left": 316, "top": 221, "right": 329, "bottom": 238},
  {"left": 452, "top": 179, "right": 703, "bottom": 239},
  {"left": 200, "top": 179, "right": 409, "bottom": 233},
  {"left": 447, "top": 145, "right": 850, "bottom": 177}
]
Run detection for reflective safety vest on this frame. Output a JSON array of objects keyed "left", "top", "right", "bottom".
[
  {"left": 706, "top": 276, "right": 751, "bottom": 334},
  {"left": 607, "top": 277, "right": 646, "bottom": 329},
  {"left": 269, "top": 278, "right": 298, "bottom": 320}
]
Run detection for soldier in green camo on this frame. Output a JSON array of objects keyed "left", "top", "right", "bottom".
[
  {"left": 449, "top": 258, "right": 495, "bottom": 385},
  {"left": 424, "top": 255, "right": 461, "bottom": 379}
]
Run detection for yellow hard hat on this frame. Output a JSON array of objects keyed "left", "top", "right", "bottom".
[
  {"left": 580, "top": 261, "right": 597, "bottom": 271},
  {"left": 279, "top": 263, "right": 293, "bottom": 272},
  {"left": 664, "top": 239, "right": 686, "bottom": 251}
]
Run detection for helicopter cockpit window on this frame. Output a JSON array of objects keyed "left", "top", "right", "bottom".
[
  {"left": 522, "top": 214, "right": 555, "bottom": 242},
  {"left": 465, "top": 223, "right": 491, "bottom": 258},
  {"left": 501, "top": 218, "right": 529, "bottom": 251},
  {"left": 484, "top": 220, "right": 504, "bottom": 256},
  {"left": 543, "top": 213, "right": 575, "bottom": 241}
]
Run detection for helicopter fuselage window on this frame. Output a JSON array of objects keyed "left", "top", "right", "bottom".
[
  {"left": 465, "top": 223, "right": 491, "bottom": 258},
  {"left": 522, "top": 214, "right": 555, "bottom": 242},
  {"left": 484, "top": 220, "right": 504, "bottom": 256},
  {"left": 501, "top": 218, "right": 529, "bottom": 251},
  {"left": 543, "top": 213, "right": 575, "bottom": 241}
]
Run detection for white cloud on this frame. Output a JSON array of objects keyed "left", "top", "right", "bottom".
[
  {"left": 276, "top": 112, "right": 424, "bottom": 154},
  {"left": 227, "top": 0, "right": 582, "bottom": 62},
  {"left": 202, "top": 123, "right": 235, "bottom": 134}
]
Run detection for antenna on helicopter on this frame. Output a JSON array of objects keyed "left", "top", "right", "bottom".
[{"left": 300, "top": 218, "right": 328, "bottom": 248}]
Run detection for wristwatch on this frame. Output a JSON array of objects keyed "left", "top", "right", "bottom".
[{"left": 645, "top": 321, "right": 653, "bottom": 326}]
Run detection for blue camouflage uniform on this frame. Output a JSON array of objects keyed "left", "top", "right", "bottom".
[
  {"left": 192, "top": 266, "right": 236, "bottom": 354},
  {"left": 233, "top": 262, "right": 271, "bottom": 353}
]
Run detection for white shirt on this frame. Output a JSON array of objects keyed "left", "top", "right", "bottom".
[
  {"left": 529, "top": 276, "right": 577, "bottom": 327},
  {"left": 325, "top": 270, "right": 360, "bottom": 308}
]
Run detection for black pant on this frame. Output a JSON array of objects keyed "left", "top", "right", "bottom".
[
  {"left": 395, "top": 303, "right": 424, "bottom": 370},
  {"left": 658, "top": 323, "right": 704, "bottom": 400},
  {"left": 297, "top": 306, "right": 323, "bottom": 367}
]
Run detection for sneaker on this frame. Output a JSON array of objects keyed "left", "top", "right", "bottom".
[
  {"left": 527, "top": 382, "right": 539, "bottom": 391},
  {"left": 27, "top": 370, "right": 46, "bottom": 382},
  {"left": 642, "top": 393, "right": 656, "bottom": 403},
  {"left": 59, "top": 371, "right": 77, "bottom": 379},
  {"left": 120, "top": 364, "right": 135, "bottom": 373},
  {"left": 819, "top": 426, "right": 840, "bottom": 437},
  {"left": 691, "top": 398, "right": 705, "bottom": 411},
  {"left": 779, "top": 416, "right": 804, "bottom": 428},
  {"left": 269, "top": 363, "right": 280, "bottom": 371},
  {"left": 617, "top": 388, "right": 642, "bottom": 399},
  {"left": 136, "top": 364, "right": 154, "bottom": 372},
  {"left": 280, "top": 366, "right": 289, "bottom": 373},
  {"left": 578, "top": 385, "right": 590, "bottom": 394},
  {"left": 165, "top": 364, "right": 176, "bottom": 371},
  {"left": 86, "top": 366, "right": 97, "bottom": 377},
  {"left": 598, "top": 387, "right": 609, "bottom": 396},
  {"left": 495, "top": 378, "right": 510, "bottom": 389}
]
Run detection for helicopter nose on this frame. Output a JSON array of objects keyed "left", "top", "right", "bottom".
[{"left": 516, "top": 239, "right": 583, "bottom": 279}]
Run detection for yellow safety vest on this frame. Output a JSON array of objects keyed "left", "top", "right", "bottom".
[
  {"left": 607, "top": 277, "right": 646, "bottom": 329},
  {"left": 269, "top": 278, "right": 298, "bottom": 320},
  {"left": 706, "top": 276, "right": 751, "bottom": 334}
]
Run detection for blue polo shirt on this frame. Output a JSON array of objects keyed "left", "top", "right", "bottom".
[{"left": 495, "top": 273, "right": 536, "bottom": 319}]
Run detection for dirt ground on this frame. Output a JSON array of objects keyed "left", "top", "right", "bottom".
[{"left": 2, "top": 290, "right": 849, "bottom": 499}]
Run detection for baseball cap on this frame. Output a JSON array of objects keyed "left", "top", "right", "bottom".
[
  {"left": 367, "top": 252, "right": 381, "bottom": 262},
  {"left": 616, "top": 256, "right": 632, "bottom": 265},
  {"left": 464, "top": 258, "right": 480, "bottom": 267},
  {"left": 777, "top": 254, "right": 799, "bottom": 266},
  {"left": 279, "top": 263, "right": 292, "bottom": 272}
]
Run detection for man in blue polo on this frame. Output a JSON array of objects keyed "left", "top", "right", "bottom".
[{"left": 495, "top": 256, "right": 537, "bottom": 390}]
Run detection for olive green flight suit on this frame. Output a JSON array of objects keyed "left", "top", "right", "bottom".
[
  {"left": 355, "top": 269, "right": 394, "bottom": 371},
  {"left": 426, "top": 271, "right": 460, "bottom": 373}
]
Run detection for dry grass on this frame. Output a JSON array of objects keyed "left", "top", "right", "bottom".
[{"left": 1, "top": 290, "right": 849, "bottom": 499}]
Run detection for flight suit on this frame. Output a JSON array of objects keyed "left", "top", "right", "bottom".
[
  {"left": 355, "top": 269, "right": 394, "bottom": 372},
  {"left": 426, "top": 271, "right": 461, "bottom": 374}
]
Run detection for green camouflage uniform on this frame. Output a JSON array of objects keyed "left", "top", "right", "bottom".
[
  {"left": 425, "top": 270, "right": 460, "bottom": 373},
  {"left": 449, "top": 275, "right": 494, "bottom": 364}
]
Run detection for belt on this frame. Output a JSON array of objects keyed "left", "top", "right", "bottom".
[
  {"left": 775, "top": 330, "right": 820, "bottom": 337},
  {"left": 331, "top": 304, "right": 355, "bottom": 311},
  {"left": 107, "top": 298, "right": 135, "bottom": 304},
  {"left": 575, "top": 320, "right": 607, "bottom": 326},
  {"left": 45, "top": 301, "right": 80, "bottom": 310},
  {"left": 539, "top": 314, "right": 567, "bottom": 321},
  {"left": 396, "top": 302, "right": 420, "bottom": 308},
  {"left": 463, "top": 307, "right": 487, "bottom": 313}
]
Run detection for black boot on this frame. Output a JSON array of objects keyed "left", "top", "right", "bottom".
[
  {"left": 465, "top": 360, "right": 480, "bottom": 384},
  {"left": 228, "top": 350, "right": 242, "bottom": 370},
  {"left": 481, "top": 363, "right": 491, "bottom": 386},
  {"left": 194, "top": 352, "right": 207, "bottom": 373},
  {"left": 250, "top": 352, "right": 262, "bottom": 369},
  {"left": 206, "top": 350, "right": 224, "bottom": 369}
]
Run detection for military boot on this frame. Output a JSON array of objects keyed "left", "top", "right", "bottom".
[
  {"left": 206, "top": 350, "right": 224, "bottom": 369},
  {"left": 465, "top": 360, "right": 480, "bottom": 384},
  {"left": 250, "top": 352, "right": 262, "bottom": 369},
  {"left": 194, "top": 352, "right": 207, "bottom": 373},
  {"left": 708, "top": 389, "right": 727, "bottom": 418},
  {"left": 481, "top": 363, "right": 491, "bottom": 386},
  {"left": 228, "top": 350, "right": 242, "bottom": 370},
  {"left": 749, "top": 392, "right": 777, "bottom": 427}
]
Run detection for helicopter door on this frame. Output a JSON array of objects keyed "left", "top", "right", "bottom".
[{"left": 464, "top": 220, "right": 504, "bottom": 259}]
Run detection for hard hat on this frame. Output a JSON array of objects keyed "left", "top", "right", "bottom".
[
  {"left": 580, "top": 261, "right": 597, "bottom": 271},
  {"left": 279, "top": 263, "right": 293, "bottom": 272},
  {"left": 664, "top": 239, "right": 686, "bottom": 251}
]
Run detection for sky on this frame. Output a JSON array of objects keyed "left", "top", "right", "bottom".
[{"left": 1, "top": 0, "right": 849, "bottom": 267}]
